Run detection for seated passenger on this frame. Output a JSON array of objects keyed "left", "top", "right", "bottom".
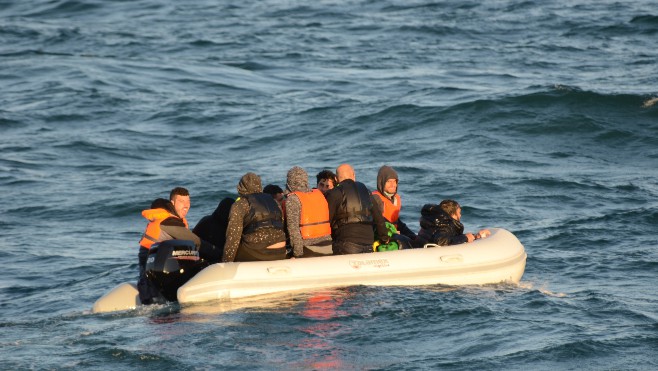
[
  {"left": 137, "top": 197, "right": 205, "bottom": 304},
  {"left": 263, "top": 184, "right": 285, "bottom": 205},
  {"left": 371, "top": 165, "right": 418, "bottom": 243},
  {"left": 326, "top": 164, "right": 390, "bottom": 255},
  {"left": 315, "top": 169, "right": 337, "bottom": 195},
  {"left": 417, "top": 199, "right": 491, "bottom": 246},
  {"left": 222, "top": 172, "right": 287, "bottom": 262},
  {"left": 192, "top": 197, "right": 235, "bottom": 263},
  {"left": 284, "top": 166, "right": 333, "bottom": 258}
]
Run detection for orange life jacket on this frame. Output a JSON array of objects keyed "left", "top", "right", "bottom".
[
  {"left": 292, "top": 189, "right": 331, "bottom": 239},
  {"left": 138, "top": 208, "right": 188, "bottom": 249},
  {"left": 372, "top": 191, "right": 401, "bottom": 226}
]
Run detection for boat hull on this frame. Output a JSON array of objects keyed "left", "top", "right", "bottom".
[
  {"left": 177, "top": 228, "right": 526, "bottom": 304},
  {"left": 92, "top": 282, "right": 140, "bottom": 314},
  {"left": 92, "top": 228, "right": 526, "bottom": 313}
]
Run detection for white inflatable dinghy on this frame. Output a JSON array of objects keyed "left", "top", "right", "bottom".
[{"left": 93, "top": 228, "right": 526, "bottom": 313}]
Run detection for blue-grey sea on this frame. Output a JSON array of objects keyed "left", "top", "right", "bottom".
[{"left": 2, "top": 0, "right": 657, "bottom": 369}]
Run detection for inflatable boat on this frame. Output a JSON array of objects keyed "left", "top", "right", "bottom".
[{"left": 92, "top": 228, "right": 526, "bottom": 314}]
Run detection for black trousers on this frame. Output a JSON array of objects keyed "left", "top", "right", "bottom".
[
  {"left": 332, "top": 240, "right": 373, "bottom": 255},
  {"left": 137, "top": 247, "right": 166, "bottom": 305}
]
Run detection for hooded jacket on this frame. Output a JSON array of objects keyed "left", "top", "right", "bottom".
[
  {"left": 417, "top": 204, "right": 468, "bottom": 246},
  {"left": 222, "top": 173, "right": 286, "bottom": 262},
  {"left": 371, "top": 165, "right": 417, "bottom": 240},
  {"left": 284, "top": 166, "right": 332, "bottom": 258}
]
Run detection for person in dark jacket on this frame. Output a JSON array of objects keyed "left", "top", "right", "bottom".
[
  {"left": 371, "top": 165, "right": 417, "bottom": 242},
  {"left": 222, "top": 172, "right": 287, "bottom": 262},
  {"left": 417, "top": 199, "right": 490, "bottom": 246},
  {"left": 325, "top": 164, "right": 390, "bottom": 255},
  {"left": 192, "top": 197, "right": 235, "bottom": 263}
]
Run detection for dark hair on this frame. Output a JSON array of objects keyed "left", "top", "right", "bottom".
[
  {"left": 316, "top": 170, "right": 337, "bottom": 185},
  {"left": 169, "top": 187, "right": 189, "bottom": 200},
  {"left": 150, "top": 198, "right": 177, "bottom": 214},
  {"left": 263, "top": 184, "right": 283, "bottom": 196},
  {"left": 439, "top": 199, "right": 460, "bottom": 216}
]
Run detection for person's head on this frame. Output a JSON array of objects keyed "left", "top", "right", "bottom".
[
  {"left": 377, "top": 165, "right": 399, "bottom": 196},
  {"left": 439, "top": 199, "right": 461, "bottom": 221},
  {"left": 336, "top": 164, "right": 355, "bottom": 183},
  {"left": 315, "top": 169, "right": 337, "bottom": 194},
  {"left": 263, "top": 184, "right": 285, "bottom": 203},
  {"left": 287, "top": 166, "right": 310, "bottom": 194},
  {"left": 169, "top": 187, "right": 190, "bottom": 219},
  {"left": 237, "top": 172, "right": 263, "bottom": 196},
  {"left": 151, "top": 198, "right": 175, "bottom": 213}
]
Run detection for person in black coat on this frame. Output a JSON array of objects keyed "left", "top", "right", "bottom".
[
  {"left": 325, "top": 164, "right": 390, "bottom": 255},
  {"left": 417, "top": 199, "right": 490, "bottom": 246},
  {"left": 192, "top": 197, "right": 235, "bottom": 263}
]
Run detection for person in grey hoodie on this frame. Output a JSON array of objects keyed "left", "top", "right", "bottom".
[
  {"left": 371, "top": 165, "right": 418, "bottom": 241},
  {"left": 284, "top": 166, "right": 333, "bottom": 258},
  {"left": 222, "top": 172, "right": 286, "bottom": 262}
]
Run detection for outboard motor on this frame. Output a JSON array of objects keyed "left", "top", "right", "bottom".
[{"left": 145, "top": 240, "right": 209, "bottom": 302}]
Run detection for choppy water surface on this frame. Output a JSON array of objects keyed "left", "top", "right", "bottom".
[{"left": 1, "top": 0, "right": 657, "bottom": 369}]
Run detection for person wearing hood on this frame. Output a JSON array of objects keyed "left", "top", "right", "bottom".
[
  {"left": 137, "top": 196, "right": 207, "bottom": 304},
  {"left": 222, "top": 172, "right": 287, "bottom": 262},
  {"left": 284, "top": 166, "right": 333, "bottom": 258},
  {"left": 371, "top": 165, "right": 417, "bottom": 243},
  {"left": 417, "top": 199, "right": 490, "bottom": 246},
  {"left": 326, "top": 164, "right": 390, "bottom": 255},
  {"left": 192, "top": 197, "right": 235, "bottom": 263}
]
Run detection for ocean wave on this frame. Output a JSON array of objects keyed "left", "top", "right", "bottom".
[
  {"left": 349, "top": 87, "right": 655, "bottom": 142},
  {"left": 398, "top": 24, "right": 463, "bottom": 36},
  {"left": 630, "top": 14, "right": 658, "bottom": 26},
  {"left": 629, "top": 14, "right": 658, "bottom": 34}
]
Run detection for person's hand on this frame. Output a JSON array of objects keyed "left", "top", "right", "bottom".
[{"left": 466, "top": 233, "right": 475, "bottom": 243}]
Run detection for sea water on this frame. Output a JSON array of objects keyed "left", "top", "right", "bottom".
[{"left": 1, "top": 0, "right": 657, "bottom": 369}]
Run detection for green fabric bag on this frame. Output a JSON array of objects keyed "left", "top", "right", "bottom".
[{"left": 375, "top": 222, "right": 399, "bottom": 252}]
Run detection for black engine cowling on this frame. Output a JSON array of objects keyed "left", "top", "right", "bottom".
[{"left": 145, "top": 239, "right": 209, "bottom": 302}]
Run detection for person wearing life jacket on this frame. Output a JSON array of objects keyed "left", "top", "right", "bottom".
[
  {"left": 222, "top": 172, "right": 287, "bottom": 262},
  {"left": 283, "top": 166, "right": 333, "bottom": 258},
  {"left": 325, "top": 164, "right": 390, "bottom": 255},
  {"left": 137, "top": 196, "right": 204, "bottom": 304},
  {"left": 371, "top": 165, "right": 418, "bottom": 246}
]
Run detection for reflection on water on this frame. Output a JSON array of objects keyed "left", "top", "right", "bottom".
[
  {"left": 174, "top": 288, "right": 354, "bottom": 369},
  {"left": 297, "top": 291, "right": 349, "bottom": 369},
  {"left": 177, "top": 291, "right": 304, "bottom": 317}
]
